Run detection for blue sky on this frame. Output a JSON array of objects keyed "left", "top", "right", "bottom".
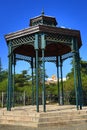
[{"left": 0, "top": 0, "right": 87, "bottom": 78}]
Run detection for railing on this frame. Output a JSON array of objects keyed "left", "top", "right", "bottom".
[
  {"left": 0, "top": 92, "right": 7, "bottom": 107},
  {"left": 0, "top": 91, "right": 86, "bottom": 108},
  {"left": 0, "top": 92, "right": 33, "bottom": 107}
]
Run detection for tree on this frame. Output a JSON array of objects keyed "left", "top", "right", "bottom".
[
  {"left": 15, "top": 70, "right": 31, "bottom": 89},
  {"left": 64, "top": 60, "right": 87, "bottom": 105},
  {"left": 0, "top": 58, "right": 2, "bottom": 82},
  {"left": 0, "top": 70, "right": 8, "bottom": 92}
]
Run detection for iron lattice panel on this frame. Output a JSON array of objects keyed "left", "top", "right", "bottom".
[
  {"left": 46, "top": 33, "right": 72, "bottom": 45},
  {"left": 44, "top": 56, "right": 56, "bottom": 63},
  {"left": 15, "top": 53, "right": 73, "bottom": 63},
  {"left": 62, "top": 52, "right": 73, "bottom": 61},
  {"left": 32, "top": 20, "right": 42, "bottom": 26},
  {"left": 38, "top": 56, "right": 57, "bottom": 63},
  {"left": 11, "top": 34, "right": 35, "bottom": 48},
  {"left": 16, "top": 54, "right": 32, "bottom": 62}
]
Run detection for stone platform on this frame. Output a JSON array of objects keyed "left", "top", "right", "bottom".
[{"left": 0, "top": 105, "right": 87, "bottom": 128}]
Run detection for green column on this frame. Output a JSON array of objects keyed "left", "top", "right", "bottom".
[
  {"left": 56, "top": 56, "right": 60, "bottom": 104},
  {"left": 73, "top": 53, "right": 79, "bottom": 110},
  {"left": 34, "top": 34, "right": 39, "bottom": 112},
  {"left": 75, "top": 41, "right": 83, "bottom": 109},
  {"left": 41, "top": 33, "right": 46, "bottom": 112},
  {"left": 36, "top": 50, "right": 39, "bottom": 112},
  {"left": 12, "top": 54, "right": 16, "bottom": 107},
  {"left": 42, "top": 49, "right": 46, "bottom": 112},
  {"left": 7, "top": 42, "right": 12, "bottom": 111},
  {"left": 60, "top": 56, "right": 64, "bottom": 105},
  {"left": 12, "top": 55, "right": 15, "bottom": 107},
  {"left": 72, "top": 38, "right": 79, "bottom": 110},
  {"left": 31, "top": 57, "right": 34, "bottom": 105}
]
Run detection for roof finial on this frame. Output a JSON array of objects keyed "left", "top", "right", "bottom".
[{"left": 41, "top": 8, "right": 45, "bottom": 16}]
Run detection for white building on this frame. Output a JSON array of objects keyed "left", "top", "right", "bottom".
[{"left": 46, "top": 75, "right": 67, "bottom": 85}]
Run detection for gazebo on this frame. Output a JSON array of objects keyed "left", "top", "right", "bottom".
[{"left": 5, "top": 12, "right": 83, "bottom": 112}]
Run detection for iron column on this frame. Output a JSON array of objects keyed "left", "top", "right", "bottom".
[
  {"left": 72, "top": 38, "right": 79, "bottom": 110},
  {"left": 34, "top": 34, "right": 39, "bottom": 112},
  {"left": 74, "top": 38, "right": 83, "bottom": 109},
  {"left": 7, "top": 42, "right": 13, "bottom": 111},
  {"left": 31, "top": 57, "right": 34, "bottom": 105},
  {"left": 56, "top": 56, "right": 60, "bottom": 104},
  {"left": 60, "top": 56, "right": 64, "bottom": 105},
  {"left": 41, "top": 33, "right": 46, "bottom": 112},
  {"left": 12, "top": 54, "right": 16, "bottom": 107}
]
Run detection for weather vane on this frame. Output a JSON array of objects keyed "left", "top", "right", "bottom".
[{"left": 41, "top": 8, "right": 45, "bottom": 16}]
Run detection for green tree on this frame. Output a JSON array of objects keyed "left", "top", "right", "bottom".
[
  {"left": 13, "top": 70, "right": 34, "bottom": 101},
  {"left": 0, "top": 70, "right": 8, "bottom": 92},
  {"left": 15, "top": 70, "right": 31, "bottom": 90},
  {"left": 64, "top": 60, "right": 87, "bottom": 105},
  {"left": 0, "top": 58, "right": 3, "bottom": 82}
]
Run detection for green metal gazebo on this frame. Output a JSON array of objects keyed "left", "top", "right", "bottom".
[{"left": 5, "top": 12, "right": 83, "bottom": 112}]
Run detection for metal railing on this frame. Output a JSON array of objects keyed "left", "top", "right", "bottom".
[{"left": 0, "top": 91, "right": 87, "bottom": 108}]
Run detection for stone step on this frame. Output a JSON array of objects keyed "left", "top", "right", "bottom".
[
  {"left": 0, "top": 111, "right": 86, "bottom": 122},
  {"left": 0, "top": 105, "right": 87, "bottom": 127},
  {"left": 0, "top": 115, "right": 39, "bottom": 122},
  {"left": 39, "top": 110, "right": 87, "bottom": 117},
  {"left": 0, "top": 119, "right": 38, "bottom": 127},
  {"left": 1, "top": 111, "right": 40, "bottom": 117},
  {"left": 38, "top": 118, "right": 87, "bottom": 127},
  {"left": 38, "top": 116, "right": 86, "bottom": 123},
  {"left": 0, "top": 110, "right": 87, "bottom": 123},
  {"left": 0, "top": 112, "right": 87, "bottom": 127},
  {"left": 0, "top": 115, "right": 87, "bottom": 128}
]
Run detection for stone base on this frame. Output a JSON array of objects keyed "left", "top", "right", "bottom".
[{"left": 0, "top": 105, "right": 87, "bottom": 127}]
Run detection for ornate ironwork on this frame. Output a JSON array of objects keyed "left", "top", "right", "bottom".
[
  {"left": 44, "top": 56, "right": 56, "bottom": 63},
  {"left": 16, "top": 54, "right": 31, "bottom": 62},
  {"left": 11, "top": 34, "right": 35, "bottom": 48},
  {"left": 62, "top": 52, "right": 73, "bottom": 61},
  {"left": 46, "top": 33, "right": 72, "bottom": 46}
]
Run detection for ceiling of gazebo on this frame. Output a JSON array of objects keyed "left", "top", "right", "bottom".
[{"left": 13, "top": 42, "right": 71, "bottom": 57}]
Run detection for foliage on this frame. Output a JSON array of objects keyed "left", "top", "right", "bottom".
[
  {"left": 0, "top": 58, "right": 8, "bottom": 92},
  {"left": 0, "top": 79, "right": 7, "bottom": 92},
  {"left": 0, "top": 70, "right": 8, "bottom": 92},
  {"left": 46, "top": 83, "right": 58, "bottom": 96},
  {"left": 65, "top": 60, "right": 87, "bottom": 105},
  {"left": 15, "top": 70, "right": 31, "bottom": 87}
]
